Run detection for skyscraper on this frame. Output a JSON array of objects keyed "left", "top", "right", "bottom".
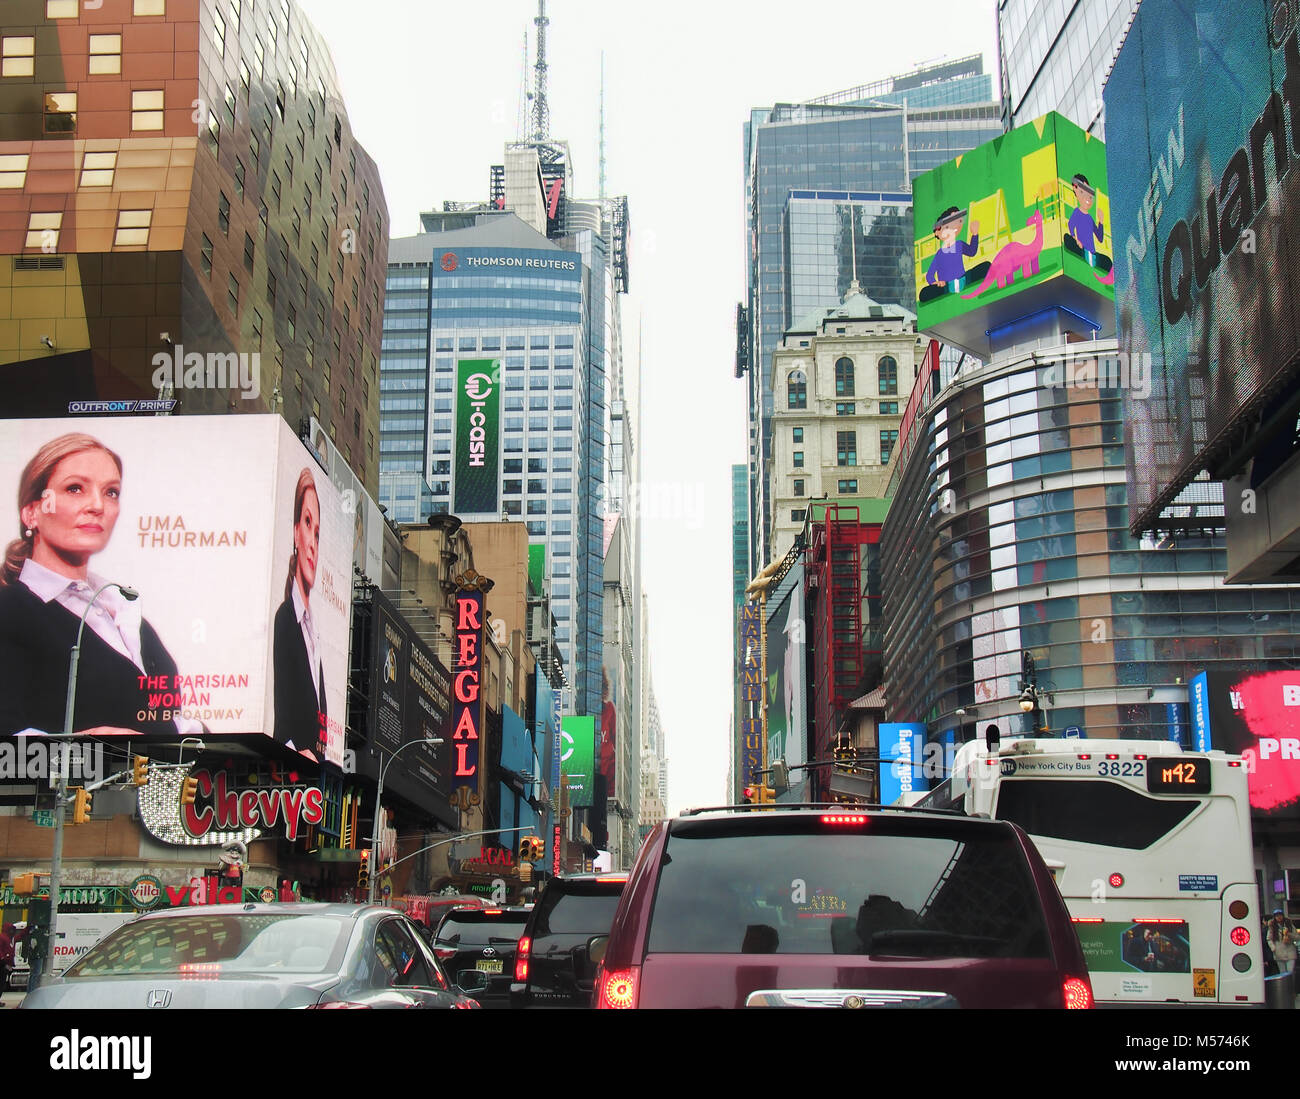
[{"left": 741, "top": 57, "right": 1002, "bottom": 573}]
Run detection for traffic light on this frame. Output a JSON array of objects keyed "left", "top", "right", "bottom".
[
  {"left": 132, "top": 755, "right": 149, "bottom": 786},
  {"left": 180, "top": 776, "right": 199, "bottom": 806},
  {"left": 519, "top": 835, "right": 534, "bottom": 861},
  {"left": 357, "top": 849, "right": 371, "bottom": 894},
  {"left": 770, "top": 760, "right": 789, "bottom": 793},
  {"left": 71, "top": 786, "right": 92, "bottom": 824},
  {"left": 12, "top": 872, "right": 34, "bottom": 895},
  {"left": 742, "top": 785, "right": 755, "bottom": 804},
  {"left": 531, "top": 836, "right": 544, "bottom": 860}
]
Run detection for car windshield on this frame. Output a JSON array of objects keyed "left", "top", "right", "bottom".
[
  {"left": 435, "top": 914, "right": 528, "bottom": 947},
  {"left": 646, "top": 818, "right": 1051, "bottom": 958},
  {"left": 64, "top": 913, "right": 354, "bottom": 977}
]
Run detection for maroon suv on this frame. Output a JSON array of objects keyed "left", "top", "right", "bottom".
[{"left": 593, "top": 807, "right": 1093, "bottom": 1009}]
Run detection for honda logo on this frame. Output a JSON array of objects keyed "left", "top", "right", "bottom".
[{"left": 146, "top": 989, "right": 172, "bottom": 1009}]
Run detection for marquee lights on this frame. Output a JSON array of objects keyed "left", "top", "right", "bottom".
[{"left": 451, "top": 588, "right": 486, "bottom": 790}]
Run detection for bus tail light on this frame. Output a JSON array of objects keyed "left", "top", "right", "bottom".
[
  {"left": 1063, "top": 976, "right": 1094, "bottom": 1009},
  {"left": 1230, "top": 926, "right": 1251, "bottom": 946},
  {"left": 1229, "top": 900, "right": 1250, "bottom": 920},
  {"left": 1108, "top": 873, "right": 1124, "bottom": 888},
  {"left": 514, "top": 936, "right": 531, "bottom": 983},
  {"left": 597, "top": 966, "right": 639, "bottom": 1009}
]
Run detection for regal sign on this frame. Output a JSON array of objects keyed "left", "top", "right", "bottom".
[
  {"left": 181, "top": 769, "right": 325, "bottom": 841},
  {"left": 451, "top": 591, "right": 485, "bottom": 790}
]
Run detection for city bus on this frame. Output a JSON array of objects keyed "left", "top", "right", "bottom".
[{"left": 918, "top": 735, "right": 1264, "bottom": 1006}]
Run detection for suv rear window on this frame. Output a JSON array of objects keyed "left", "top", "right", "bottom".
[
  {"left": 646, "top": 818, "right": 1050, "bottom": 959},
  {"left": 435, "top": 912, "right": 528, "bottom": 947},
  {"left": 532, "top": 886, "right": 622, "bottom": 937}
]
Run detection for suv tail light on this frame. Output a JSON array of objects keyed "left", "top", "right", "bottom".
[
  {"left": 821, "top": 814, "right": 869, "bottom": 826},
  {"left": 515, "top": 935, "right": 531, "bottom": 982},
  {"left": 433, "top": 946, "right": 457, "bottom": 961},
  {"left": 597, "top": 966, "right": 639, "bottom": 1009},
  {"left": 1062, "top": 976, "right": 1094, "bottom": 1009}
]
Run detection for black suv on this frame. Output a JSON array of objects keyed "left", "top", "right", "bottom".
[
  {"left": 431, "top": 907, "right": 530, "bottom": 1009},
  {"left": 509, "top": 874, "right": 627, "bottom": 1008}
]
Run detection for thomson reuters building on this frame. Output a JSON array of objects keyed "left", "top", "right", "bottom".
[{"left": 381, "top": 211, "right": 599, "bottom": 715}]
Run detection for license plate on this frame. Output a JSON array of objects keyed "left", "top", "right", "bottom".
[{"left": 475, "top": 959, "right": 503, "bottom": 973}]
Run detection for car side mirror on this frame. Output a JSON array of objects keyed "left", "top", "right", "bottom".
[
  {"left": 455, "top": 970, "right": 490, "bottom": 995},
  {"left": 587, "top": 934, "right": 609, "bottom": 966}
]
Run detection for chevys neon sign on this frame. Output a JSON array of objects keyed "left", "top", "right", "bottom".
[
  {"left": 451, "top": 591, "right": 485, "bottom": 789},
  {"left": 181, "top": 769, "right": 325, "bottom": 841}
]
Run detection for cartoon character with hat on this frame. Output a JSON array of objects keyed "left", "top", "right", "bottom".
[
  {"left": 1064, "top": 173, "right": 1112, "bottom": 273},
  {"left": 920, "top": 206, "right": 989, "bottom": 303}
]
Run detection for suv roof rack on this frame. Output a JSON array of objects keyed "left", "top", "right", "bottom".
[{"left": 678, "top": 801, "right": 965, "bottom": 817}]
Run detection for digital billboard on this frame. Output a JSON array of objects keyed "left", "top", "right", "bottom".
[
  {"left": 879, "top": 723, "right": 929, "bottom": 805},
  {"left": 368, "top": 588, "right": 450, "bottom": 802},
  {"left": 913, "top": 112, "right": 1114, "bottom": 359},
  {"left": 0, "top": 416, "right": 350, "bottom": 762},
  {"left": 308, "top": 416, "right": 385, "bottom": 585},
  {"left": 454, "top": 359, "right": 501, "bottom": 516},
  {"left": 1107, "top": 0, "right": 1300, "bottom": 530},
  {"left": 765, "top": 565, "right": 807, "bottom": 788},
  {"left": 1187, "top": 668, "right": 1300, "bottom": 819},
  {"left": 560, "top": 715, "right": 594, "bottom": 808}
]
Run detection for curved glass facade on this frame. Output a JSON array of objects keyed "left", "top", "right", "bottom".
[{"left": 882, "top": 339, "right": 1300, "bottom": 743}]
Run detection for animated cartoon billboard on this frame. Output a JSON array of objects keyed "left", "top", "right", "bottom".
[{"left": 913, "top": 112, "right": 1115, "bottom": 358}]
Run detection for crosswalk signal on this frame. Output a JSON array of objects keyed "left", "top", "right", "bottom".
[
  {"left": 71, "top": 786, "right": 92, "bottom": 824},
  {"left": 357, "top": 849, "right": 371, "bottom": 893},
  {"left": 132, "top": 755, "right": 149, "bottom": 786},
  {"left": 180, "top": 776, "right": 199, "bottom": 806}
]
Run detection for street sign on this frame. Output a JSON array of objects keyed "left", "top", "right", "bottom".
[
  {"left": 1063, "top": 725, "right": 1084, "bottom": 739},
  {"left": 32, "top": 810, "right": 54, "bottom": 827}
]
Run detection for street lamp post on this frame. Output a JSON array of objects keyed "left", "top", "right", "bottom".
[
  {"left": 45, "top": 580, "right": 137, "bottom": 988},
  {"left": 367, "top": 736, "right": 444, "bottom": 904}
]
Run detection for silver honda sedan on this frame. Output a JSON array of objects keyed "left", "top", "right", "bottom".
[{"left": 20, "top": 903, "right": 488, "bottom": 1009}]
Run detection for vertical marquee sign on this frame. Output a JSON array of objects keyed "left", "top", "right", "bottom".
[
  {"left": 740, "top": 602, "right": 763, "bottom": 787},
  {"left": 451, "top": 587, "right": 487, "bottom": 791},
  {"left": 454, "top": 358, "right": 501, "bottom": 514}
]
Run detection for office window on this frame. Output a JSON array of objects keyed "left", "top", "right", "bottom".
[
  {"left": 793, "top": 451, "right": 804, "bottom": 468},
  {"left": 25, "top": 212, "right": 62, "bottom": 250},
  {"left": 134, "top": 0, "right": 166, "bottom": 12},
  {"left": 212, "top": 10, "right": 226, "bottom": 57},
  {"left": 253, "top": 36, "right": 265, "bottom": 78},
  {"left": 239, "top": 60, "right": 251, "bottom": 104},
  {"left": 267, "top": 271, "right": 277, "bottom": 309},
  {"left": 835, "top": 357, "right": 855, "bottom": 396},
  {"left": 3, "top": 38, "right": 35, "bottom": 78},
  {"left": 252, "top": 309, "right": 263, "bottom": 344},
  {"left": 0, "top": 154, "right": 29, "bottom": 189},
  {"left": 791, "top": 509, "right": 807, "bottom": 522},
  {"left": 292, "top": 208, "right": 302, "bottom": 245},
  {"left": 880, "top": 429, "right": 899, "bottom": 465},
  {"left": 47, "top": 0, "right": 78, "bottom": 16},
  {"left": 271, "top": 171, "right": 282, "bottom": 209},
  {"left": 230, "top": 0, "right": 241, "bottom": 29},
  {"left": 878, "top": 355, "right": 898, "bottom": 396},
  {"left": 132, "top": 90, "right": 164, "bottom": 131},
  {"left": 218, "top": 192, "right": 230, "bottom": 235},
  {"left": 276, "top": 81, "right": 286, "bottom": 122},
  {"left": 793, "top": 427, "right": 803, "bottom": 444},
  {"left": 249, "top": 133, "right": 260, "bottom": 170},
  {"left": 837, "top": 431, "right": 857, "bottom": 467},
  {"left": 838, "top": 480, "right": 858, "bottom": 494},
  {"left": 259, "top": 201, "right": 268, "bottom": 240},
  {"left": 787, "top": 369, "right": 807, "bottom": 410},
  {"left": 76, "top": 151, "right": 115, "bottom": 188},
  {"left": 222, "top": 84, "right": 236, "bottom": 129},
  {"left": 879, "top": 401, "right": 899, "bottom": 415},
  {"left": 114, "top": 209, "right": 151, "bottom": 247},
  {"left": 88, "top": 35, "right": 122, "bottom": 75},
  {"left": 44, "top": 93, "right": 77, "bottom": 134},
  {"left": 200, "top": 233, "right": 213, "bottom": 278},
  {"left": 794, "top": 479, "right": 805, "bottom": 497},
  {"left": 205, "top": 111, "right": 220, "bottom": 157},
  {"left": 836, "top": 402, "right": 855, "bottom": 416},
  {"left": 227, "top": 274, "right": 239, "bottom": 316}
]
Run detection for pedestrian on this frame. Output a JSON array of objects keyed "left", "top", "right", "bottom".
[
  {"left": 0, "top": 923, "right": 15, "bottom": 991},
  {"left": 1267, "top": 909, "right": 1297, "bottom": 975},
  {"left": 24, "top": 921, "right": 48, "bottom": 990}
]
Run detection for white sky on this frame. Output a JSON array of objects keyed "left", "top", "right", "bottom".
[{"left": 296, "top": 0, "right": 1001, "bottom": 814}]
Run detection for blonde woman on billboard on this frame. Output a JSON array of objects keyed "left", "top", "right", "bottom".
[
  {"left": 0, "top": 432, "right": 187, "bottom": 737},
  {"left": 272, "top": 467, "right": 326, "bottom": 750}
]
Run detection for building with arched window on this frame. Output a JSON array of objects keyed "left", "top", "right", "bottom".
[{"left": 769, "top": 292, "right": 923, "bottom": 559}]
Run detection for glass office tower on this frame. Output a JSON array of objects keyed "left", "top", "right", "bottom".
[
  {"left": 379, "top": 212, "right": 604, "bottom": 716},
  {"left": 742, "top": 57, "right": 1002, "bottom": 573}
]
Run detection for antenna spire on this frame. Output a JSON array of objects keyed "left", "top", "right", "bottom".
[
  {"left": 517, "top": 29, "right": 530, "bottom": 143},
  {"left": 531, "top": 0, "right": 550, "bottom": 142}
]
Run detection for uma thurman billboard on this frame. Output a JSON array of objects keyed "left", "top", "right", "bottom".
[
  {"left": 0, "top": 416, "right": 350, "bottom": 763},
  {"left": 454, "top": 360, "right": 501, "bottom": 515},
  {"left": 1106, "top": 0, "right": 1300, "bottom": 529}
]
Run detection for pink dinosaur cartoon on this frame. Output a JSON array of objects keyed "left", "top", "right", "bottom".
[
  {"left": 962, "top": 209, "right": 1045, "bottom": 298},
  {"left": 1096, "top": 267, "right": 1114, "bottom": 286}
]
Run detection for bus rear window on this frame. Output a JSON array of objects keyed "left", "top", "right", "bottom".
[{"left": 996, "top": 780, "right": 1198, "bottom": 849}]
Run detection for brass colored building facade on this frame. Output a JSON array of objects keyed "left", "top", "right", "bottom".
[{"left": 0, "top": 0, "right": 387, "bottom": 489}]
